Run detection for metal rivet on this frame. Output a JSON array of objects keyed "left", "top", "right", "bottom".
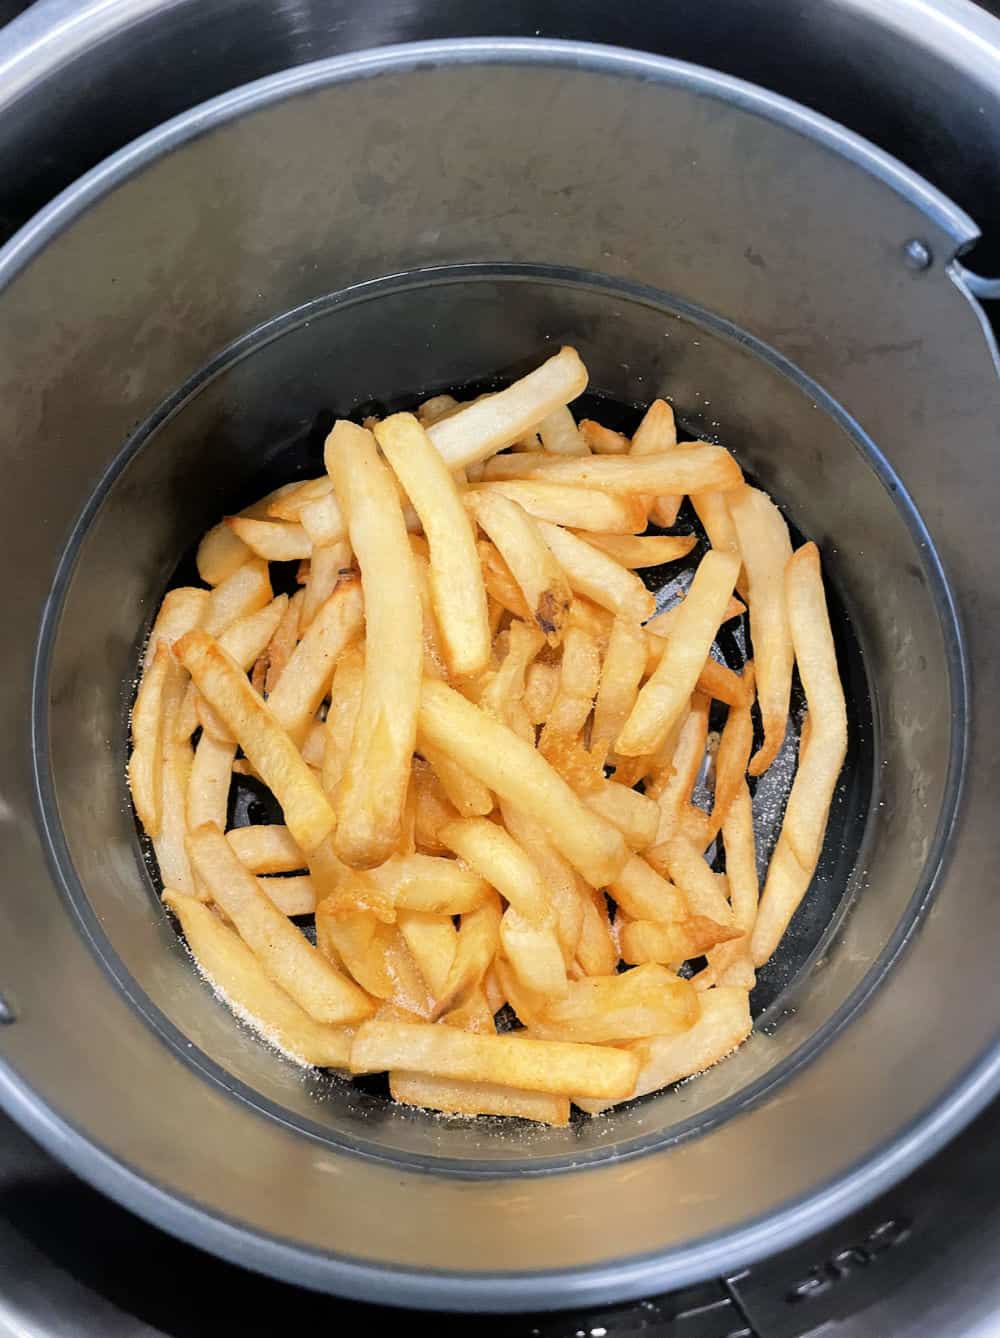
[
  {"left": 0, "top": 994, "right": 16, "bottom": 1024},
  {"left": 903, "top": 238, "right": 932, "bottom": 271}
]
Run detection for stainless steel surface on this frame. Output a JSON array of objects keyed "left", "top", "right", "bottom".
[{"left": 0, "top": 0, "right": 1000, "bottom": 1321}]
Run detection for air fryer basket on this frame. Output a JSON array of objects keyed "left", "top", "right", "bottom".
[{"left": 0, "top": 41, "right": 998, "bottom": 1310}]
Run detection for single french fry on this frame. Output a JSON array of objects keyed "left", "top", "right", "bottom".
[
  {"left": 607, "top": 854, "right": 688, "bottom": 923},
  {"left": 645, "top": 593, "right": 745, "bottom": 644},
  {"left": 227, "top": 823, "right": 304, "bottom": 873},
  {"left": 574, "top": 889, "right": 619, "bottom": 977},
  {"left": 620, "top": 915, "right": 739, "bottom": 965},
  {"left": 535, "top": 520, "right": 655, "bottom": 622},
  {"left": 476, "top": 481, "right": 645, "bottom": 534},
  {"left": 315, "top": 902, "right": 395, "bottom": 999},
  {"left": 591, "top": 615, "right": 647, "bottom": 760},
  {"left": 129, "top": 641, "right": 173, "bottom": 836},
  {"left": 477, "top": 539, "right": 533, "bottom": 622},
  {"left": 440, "top": 988, "right": 496, "bottom": 1034},
  {"left": 579, "top": 420, "right": 629, "bottom": 454},
  {"left": 397, "top": 910, "right": 458, "bottom": 1000},
  {"left": 705, "top": 666, "right": 755, "bottom": 843},
  {"left": 165, "top": 891, "right": 353, "bottom": 1067},
  {"left": 425, "top": 347, "right": 588, "bottom": 468},
  {"left": 477, "top": 620, "right": 545, "bottom": 727},
  {"left": 143, "top": 587, "right": 208, "bottom": 670},
  {"left": 419, "top": 741, "right": 494, "bottom": 819},
  {"left": 530, "top": 964, "right": 697, "bottom": 1044},
  {"left": 419, "top": 680, "right": 628, "bottom": 888},
  {"left": 482, "top": 444, "right": 742, "bottom": 494},
  {"left": 728, "top": 486, "right": 793, "bottom": 775},
  {"left": 537, "top": 403, "right": 587, "bottom": 455},
  {"left": 417, "top": 393, "right": 460, "bottom": 426},
  {"left": 694, "top": 657, "right": 753, "bottom": 709},
  {"left": 500, "top": 907, "right": 568, "bottom": 998},
  {"left": 439, "top": 816, "right": 550, "bottom": 924},
  {"left": 618, "top": 550, "right": 739, "bottom": 756},
  {"left": 301, "top": 541, "right": 353, "bottom": 631},
  {"left": 325, "top": 421, "right": 423, "bottom": 867},
  {"left": 581, "top": 782, "right": 659, "bottom": 851},
  {"left": 390, "top": 1070, "right": 570, "bottom": 1125},
  {"left": 196, "top": 482, "right": 303, "bottom": 584},
  {"left": 187, "top": 824, "right": 373, "bottom": 1024},
  {"left": 186, "top": 732, "right": 236, "bottom": 831},
  {"left": 366, "top": 853, "right": 493, "bottom": 916},
  {"left": 647, "top": 835, "right": 733, "bottom": 925},
  {"left": 523, "top": 659, "right": 560, "bottom": 725},
  {"left": 267, "top": 476, "right": 336, "bottom": 521},
  {"left": 538, "top": 625, "right": 601, "bottom": 761},
  {"left": 264, "top": 589, "right": 304, "bottom": 695},
  {"left": 630, "top": 399, "right": 681, "bottom": 527},
  {"left": 152, "top": 666, "right": 196, "bottom": 895},
  {"left": 501, "top": 802, "right": 585, "bottom": 965},
  {"left": 298, "top": 492, "right": 348, "bottom": 547},
  {"left": 175, "top": 630, "right": 335, "bottom": 853},
  {"left": 575, "top": 532, "right": 697, "bottom": 567},
  {"left": 202, "top": 560, "right": 273, "bottom": 639},
  {"left": 226, "top": 516, "right": 312, "bottom": 562},
  {"left": 575, "top": 987, "right": 751, "bottom": 1113},
  {"left": 322, "top": 643, "right": 364, "bottom": 799},
  {"left": 467, "top": 491, "right": 572, "bottom": 646},
  {"left": 256, "top": 875, "right": 317, "bottom": 917},
  {"left": 300, "top": 720, "right": 326, "bottom": 769},
  {"left": 351, "top": 1019, "right": 639, "bottom": 1101},
  {"left": 432, "top": 892, "right": 503, "bottom": 1018},
  {"left": 411, "top": 758, "right": 461, "bottom": 854},
  {"left": 694, "top": 780, "right": 758, "bottom": 990},
  {"left": 377, "top": 413, "right": 491, "bottom": 677},
  {"left": 692, "top": 491, "right": 741, "bottom": 558},
  {"left": 265, "top": 577, "right": 364, "bottom": 746}
]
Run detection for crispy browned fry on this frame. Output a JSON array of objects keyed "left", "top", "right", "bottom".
[
  {"left": 536, "top": 521, "right": 655, "bottom": 622},
  {"left": 397, "top": 910, "right": 457, "bottom": 999},
  {"left": 695, "top": 658, "right": 753, "bottom": 709},
  {"left": 419, "top": 680, "right": 628, "bottom": 888},
  {"left": 579, "top": 420, "right": 629, "bottom": 454},
  {"left": 389, "top": 1071, "right": 570, "bottom": 1125},
  {"left": 607, "top": 854, "right": 688, "bottom": 923},
  {"left": 377, "top": 413, "right": 491, "bottom": 677},
  {"left": 523, "top": 659, "right": 560, "bottom": 725},
  {"left": 144, "top": 587, "right": 208, "bottom": 669},
  {"left": 537, "top": 403, "right": 587, "bottom": 455},
  {"left": 418, "top": 741, "right": 494, "bottom": 819},
  {"left": 165, "top": 891, "right": 353, "bottom": 1067},
  {"left": 265, "top": 577, "right": 363, "bottom": 746},
  {"left": 581, "top": 782, "right": 659, "bottom": 851},
  {"left": 187, "top": 824, "right": 373, "bottom": 1024},
  {"left": 647, "top": 835, "right": 732, "bottom": 925},
  {"left": 202, "top": 559, "right": 273, "bottom": 639},
  {"left": 500, "top": 908, "right": 567, "bottom": 998},
  {"left": 301, "top": 541, "right": 352, "bottom": 631},
  {"left": 529, "top": 964, "right": 696, "bottom": 1043},
  {"left": 477, "top": 539, "right": 533, "bottom": 621},
  {"left": 227, "top": 823, "right": 304, "bottom": 873},
  {"left": 475, "top": 481, "right": 645, "bottom": 534},
  {"left": 186, "top": 732, "right": 236, "bottom": 831},
  {"left": 351, "top": 1019, "right": 639, "bottom": 1101},
  {"left": 538, "top": 625, "right": 600, "bottom": 761},
  {"left": 467, "top": 492, "right": 572, "bottom": 645},
  {"left": 264, "top": 589, "right": 303, "bottom": 695},
  {"left": 425, "top": 347, "right": 588, "bottom": 467},
  {"left": 694, "top": 779, "right": 758, "bottom": 990},
  {"left": 431, "top": 891, "right": 503, "bottom": 1018},
  {"left": 629, "top": 399, "right": 681, "bottom": 527},
  {"left": 575, "top": 532, "right": 697, "bottom": 567},
  {"left": 129, "top": 641, "right": 172, "bottom": 836},
  {"left": 256, "top": 875, "right": 316, "bottom": 917},
  {"left": 482, "top": 444, "right": 742, "bottom": 494},
  {"left": 417, "top": 393, "right": 460, "bottom": 426},
  {"left": 574, "top": 889, "right": 618, "bottom": 977},
  {"left": 477, "top": 620, "right": 544, "bottom": 727},
  {"left": 501, "top": 802, "right": 585, "bottom": 965},
  {"left": 440, "top": 988, "right": 496, "bottom": 1033},
  {"left": 175, "top": 630, "right": 335, "bottom": 853},
  {"left": 152, "top": 668, "right": 196, "bottom": 895},
  {"left": 705, "top": 664, "right": 755, "bottom": 842},
  {"left": 575, "top": 986, "right": 751, "bottom": 1113},
  {"left": 325, "top": 421, "right": 423, "bottom": 867},
  {"left": 618, "top": 550, "right": 739, "bottom": 756},
  {"left": 620, "top": 915, "right": 739, "bottom": 965},
  {"left": 728, "top": 486, "right": 793, "bottom": 775},
  {"left": 591, "top": 614, "right": 646, "bottom": 760}
]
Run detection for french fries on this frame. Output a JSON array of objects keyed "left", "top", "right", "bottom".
[{"left": 131, "top": 345, "right": 850, "bottom": 1123}]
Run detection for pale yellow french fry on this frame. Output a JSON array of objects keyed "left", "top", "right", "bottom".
[
  {"left": 143, "top": 587, "right": 208, "bottom": 670},
  {"left": 591, "top": 615, "right": 647, "bottom": 760},
  {"left": 645, "top": 592, "right": 745, "bottom": 643},
  {"left": 377, "top": 413, "right": 491, "bottom": 678},
  {"left": 648, "top": 835, "right": 733, "bottom": 926},
  {"left": 325, "top": 421, "right": 423, "bottom": 868},
  {"left": 581, "top": 782, "right": 659, "bottom": 851},
  {"left": 202, "top": 559, "right": 273, "bottom": 639},
  {"left": 607, "top": 854, "right": 688, "bottom": 923},
  {"left": 264, "top": 589, "right": 303, "bottom": 696},
  {"left": 523, "top": 659, "right": 560, "bottom": 725},
  {"left": 538, "top": 625, "right": 601, "bottom": 761},
  {"left": 728, "top": 486, "right": 793, "bottom": 775},
  {"left": 617, "top": 550, "right": 739, "bottom": 756},
  {"left": 175, "top": 630, "right": 335, "bottom": 853},
  {"left": 315, "top": 902, "right": 395, "bottom": 999},
  {"left": 390, "top": 1071, "right": 570, "bottom": 1125},
  {"left": 705, "top": 664, "right": 755, "bottom": 842},
  {"left": 165, "top": 891, "right": 353, "bottom": 1067},
  {"left": 431, "top": 891, "right": 503, "bottom": 1019},
  {"left": 418, "top": 741, "right": 494, "bottom": 818},
  {"left": 500, "top": 802, "right": 584, "bottom": 965},
  {"left": 129, "top": 641, "right": 172, "bottom": 836},
  {"left": 298, "top": 493, "right": 347, "bottom": 547},
  {"left": 412, "top": 758, "right": 462, "bottom": 854},
  {"left": 620, "top": 915, "right": 740, "bottom": 965},
  {"left": 751, "top": 841, "right": 812, "bottom": 968},
  {"left": 535, "top": 520, "right": 655, "bottom": 622},
  {"left": 440, "top": 985, "right": 496, "bottom": 1033},
  {"left": 196, "top": 483, "right": 306, "bottom": 585},
  {"left": 351, "top": 1020, "right": 639, "bottom": 1101},
  {"left": 300, "top": 541, "right": 353, "bottom": 631},
  {"left": 265, "top": 577, "right": 364, "bottom": 746},
  {"left": 186, "top": 732, "right": 236, "bottom": 832},
  {"left": 475, "top": 481, "right": 645, "bottom": 534},
  {"left": 266, "top": 476, "right": 335, "bottom": 521},
  {"left": 152, "top": 666, "right": 196, "bottom": 895},
  {"left": 256, "top": 875, "right": 316, "bottom": 917},
  {"left": 322, "top": 644, "right": 364, "bottom": 799},
  {"left": 629, "top": 399, "right": 681, "bottom": 527},
  {"left": 574, "top": 532, "right": 697, "bottom": 567},
  {"left": 477, "top": 620, "right": 545, "bottom": 726},
  {"left": 419, "top": 680, "right": 628, "bottom": 888},
  {"left": 466, "top": 491, "right": 572, "bottom": 646},
  {"left": 187, "top": 823, "right": 373, "bottom": 1024},
  {"left": 300, "top": 720, "right": 326, "bottom": 769},
  {"left": 482, "top": 444, "right": 742, "bottom": 494},
  {"left": 579, "top": 419, "right": 629, "bottom": 454},
  {"left": 226, "top": 516, "right": 312, "bottom": 562},
  {"left": 537, "top": 403, "right": 587, "bottom": 455},
  {"left": 397, "top": 910, "right": 457, "bottom": 1000},
  {"left": 529, "top": 963, "right": 697, "bottom": 1044},
  {"left": 694, "top": 780, "right": 758, "bottom": 990},
  {"left": 226, "top": 823, "right": 304, "bottom": 873},
  {"left": 366, "top": 852, "right": 493, "bottom": 916},
  {"left": 425, "top": 346, "right": 588, "bottom": 468},
  {"left": 575, "top": 986, "right": 751, "bottom": 1113},
  {"left": 692, "top": 491, "right": 741, "bottom": 558},
  {"left": 439, "top": 816, "right": 550, "bottom": 924},
  {"left": 499, "top": 907, "right": 567, "bottom": 998},
  {"left": 574, "top": 889, "right": 619, "bottom": 978}
]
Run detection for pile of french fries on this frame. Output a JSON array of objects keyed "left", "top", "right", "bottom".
[{"left": 129, "top": 346, "right": 847, "bottom": 1125}]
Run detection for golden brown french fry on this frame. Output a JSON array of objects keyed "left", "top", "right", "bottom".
[
  {"left": 256, "top": 875, "right": 316, "bottom": 917},
  {"left": 579, "top": 420, "right": 629, "bottom": 454},
  {"left": 500, "top": 907, "right": 567, "bottom": 998},
  {"left": 440, "top": 985, "right": 495, "bottom": 1033},
  {"left": 694, "top": 779, "right": 758, "bottom": 990},
  {"left": 227, "top": 823, "right": 304, "bottom": 873},
  {"left": 226, "top": 516, "right": 312, "bottom": 562},
  {"left": 300, "top": 720, "right": 326, "bottom": 769},
  {"left": 647, "top": 835, "right": 733, "bottom": 925},
  {"left": 315, "top": 902, "right": 395, "bottom": 999},
  {"left": 377, "top": 413, "right": 491, "bottom": 677},
  {"left": 196, "top": 482, "right": 305, "bottom": 585},
  {"left": 475, "top": 481, "right": 645, "bottom": 534},
  {"left": 351, "top": 1019, "right": 639, "bottom": 1101},
  {"left": 477, "top": 539, "right": 533, "bottom": 621},
  {"left": 619, "top": 915, "right": 740, "bottom": 965},
  {"left": 187, "top": 824, "right": 374, "bottom": 1024},
  {"left": 523, "top": 659, "right": 560, "bottom": 726},
  {"left": 175, "top": 630, "right": 335, "bottom": 853},
  {"left": 152, "top": 667, "right": 196, "bottom": 895},
  {"left": 439, "top": 816, "right": 550, "bottom": 924},
  {"left": 321, "top": 643, "right": 363, "bottom": 800},
  {"left": 202, "top": 559, "right": 273, "bottom": 639},
  {"left": 129, "top": 641, "right": 172, "bottom": 836},
  {"left": 692, "top": 491, "right": 741, "bottom": 558},
  {"left": 301, "top": 541, "right": 352, "bottom": 631},
  {"left": 607, "top": 854, "right": 688, "bottom": 923},
  {"left": 366, "top": 853, "right": 493, "bottom": 916},
  {"left": 482, "top": 444, "right": 742, "bottom": 494},
  {"left": 529, "top": 963, "right": 697, "bottom": 1044},
  {"left": 694, "top": 658, "right": 753, "bottom": 709},
  {"left": 728, "top": 486, "right": 793, "bottom": 775},
  {"left": 267, "top": 476, "right": 335, "bottom": 521},
  {"left": 143, "top": 587, "right": 208, "bottom": 670},
  {"left": 390, "top": 1071, "right": 570, "bottom": 1125},
  {"left": 575, "top": 532, "right": 697, "bottom": 568},
  {"left": 165, "top": 891, "right": 353, "bottom": 1067},
  {"left": 574, "top": 889, "right": 618, "bottom": 977},
  {"left": 591, "top": 615, "right": 647, "bottom": 760},
  {"left": 535, "top": 521, "right": 655, "bottom": 622},
  {"left": 537, "top": 403, "right": 587, "bottom": 456},
  {"left": 477, "top": 620, "right": 545, "bottom": 727},
  {"left": 538, "top": 625, "right": 601, "bottom": 761},
  {"left": 419, "top": 680, "right": 628, "bottom": 888},
  {"left": 265, "top": 577, "right": 363, "bottom": 746},
  {"left": 411, "top": 758, "right": 461, "bottom": 854},
  {"left": 418, "top": 741, "right": 494, "bottom": 819},
  {"left": 432, "top": 892, "right": 503, "bottom": 1018},
  {"left": 325, "top": 421, "right": 423, "bottom": 868},
  {"left": 581, "top": 782, "right": 659, "bottom": 851},
  {"left": 704, "top": 665, "right": 755, "bottom": 843},
  {"left": 397, "top": 910, "right": 457, "bottom": 1000},
  {"left": 425, "top": 347, "right": 588, "bottom": 468},
  {"left": 618, "top": 550, "right": 739, "bottom": 756},
  {"left": 575, "top": 986, "right": 751, "bottom": 1113},
  {"left": 466, "top": 491, "right": 572, "bottom": 646},
  {"left": 645, "top": 593, "right": 745, "bottom": 643},
  {"left": 264, "top": 589, "right": 303, "bottom": 696},
  {"left": 629, "top": 399, "right": 681, "bottom": 527},
  {"left": 186, "top": 732, "right": 236, "bottom": 831},
  {"left": 417, "top": 393, "right": 460, "bottom": 426}
]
